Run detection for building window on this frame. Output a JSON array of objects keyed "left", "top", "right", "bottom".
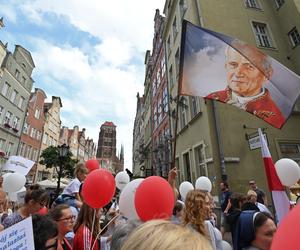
[
  {"left": 279, "top": 143, "right": 300, "bottom": 165},
  {"left": 32, "top": 149, "right": 38, "bottom": 161},
  {"left": 179, "top": 0, "right": 188, "bottom": 17},
  {"left": 30, "top": 127, "right": 37, "bottom": 138},
  {"left": 1, "top": 82, "right": 10, "bottom": 97},
  {"left": 15, "top": 69, "right": 20, "bottom": 79},
  {"left": 274, "top": 0, "right": 284, "bottom": 8},
  {"left": 288, "top": 27, "right": 300, "bottom": 47},
  {"left": 245, "top": 0, "right": 261, "bottom": 9},
  {"left": 12, "top": 116, "right": 20, "bottom": 130},
  {"left": 0, "top": 138, "right": 5, "bottom": 150},
  {"left": 22, "top": 76, "right": 26, "bottom": 84},
  {"left": 183, "top": 152, "right": 192, "bottom": 182},
  {"left": 180, "top": 98, "right": 187, "bottom": 129},
  {"left": 23, "top": 122, "right": 29, "bottom": 134},
  {"left": 4, "top": 111, "right": 12, "bottom": 125},
  {"left": 0, "top": 106, "right": 3, "bottom": 120},
  {"left": 36, "top": 131, "right": 42, "bottom": 141},
  {"left": 6, "top": 142, "right": 14, "bottom": 156},
  {"left": 175, "top": 48, "right": 180, "bottom": 78},
  {"left": 160, "top": 56, "right": 166, "bottom": 77},
  {"left": 10, "top": 90, "right": 18, "bottom": 103},
  {"left": 162, "top": 87, "right": 169, "bottom": 114},
  {"left": 194, "top": 144, "right": 207, "bottom": 177},
  {"left": 172, "top": 16, "right": 178, "bottom": 42},
  {"left": 18, "top": 96, "right": 25, "bottom": 109},
  {"left": 19, "top": 142, "right": 25, "bottom": 156},
  {"left": 169, "top": 66, "right": 174, "bottom": 87},
  {"left": 158, "top": 98, "right": 162, "bottom": 124},
  {"left": 156, "top": 69, "right": 161, "bottom": 86},
  {"left": 191, "top": 97, "right": 200, "bottom": 118},
  {"left": 252, "top": 22, "right": 273, "bottom": 48},
  {"left": 167, "top": 36, "right": 171, "bottom": 55},
  {"left": 43, "top": 132, "right": 48, "bottom": 144},
  {"left": 34, "top": 109, "right": 40, "bottom": 119}
]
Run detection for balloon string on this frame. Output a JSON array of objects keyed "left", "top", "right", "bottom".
[
  {"left": 91, "top": 213, "right": 119, "bottom": 250},
  {"left": 89, "top": 209, "right": 96, "bottom": 250}
]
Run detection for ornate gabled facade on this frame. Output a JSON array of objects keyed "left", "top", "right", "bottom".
[
  {"left": 150, "top": 9, "right": 171, "bottom": 178},
  {"left": 18, "top": 88, "right": 47, "bottom": 183},
  {"left": 36, "top": 96, "right": 62, "bottom": 181}
]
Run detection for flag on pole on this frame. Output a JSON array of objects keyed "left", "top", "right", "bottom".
[
  {"left": 179, "top": 20, "right": 300, "bottom": 129},
  {"left": 258, "top": 128, "right": 290, "bottom": 222}
]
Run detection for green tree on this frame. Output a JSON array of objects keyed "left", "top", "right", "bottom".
[{"left": 39, "top": 146, "right": 78, "bottom": 197}]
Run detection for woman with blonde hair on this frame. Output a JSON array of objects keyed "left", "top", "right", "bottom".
[
  {"left": 121, "top": 219, "right": 212, "bottom": 250},
  {"left": 183, "top": 190, "right": 221, "bottom": 250}
]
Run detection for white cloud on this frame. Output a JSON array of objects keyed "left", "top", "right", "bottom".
[{"left": 3, "top": 0, "right": 166, "bottom": 170}]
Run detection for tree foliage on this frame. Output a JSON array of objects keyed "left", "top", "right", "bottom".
[{"left": 39, "top": 146, "right": 78, "bottom": 178}]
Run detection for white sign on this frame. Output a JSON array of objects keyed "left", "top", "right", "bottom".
[
  {"left": 2, "top": 156, "right": 35, "bottom": 176},
  {"left": 0, "top": 217, "right": 35, "bottom": 250},
  {"left": 248, "top": 133, "right": 268, "bottom": 150}
]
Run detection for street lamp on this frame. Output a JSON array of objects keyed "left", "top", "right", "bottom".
[
  {"left": 59, "top": 143, "right": 69, "bottom": 158},
  {"left": 55, "top": 144, "right": 69, "bottom": 197}
]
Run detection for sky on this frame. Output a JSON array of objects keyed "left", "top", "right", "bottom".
[{"left": 0, "top": 0, "right": 165, "bottom": 170}]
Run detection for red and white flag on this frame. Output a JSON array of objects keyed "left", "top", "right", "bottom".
[{"left": 258, "top": 128, "right": 290, "bottom": 222}]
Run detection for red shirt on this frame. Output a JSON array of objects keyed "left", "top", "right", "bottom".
[{"left": 73, "top": 225, "right": 99, "bottom": 250}]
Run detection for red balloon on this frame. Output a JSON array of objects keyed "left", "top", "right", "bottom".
[
  {"left": 82, "top": 169, "right": 116, "bottom": 208},
  {"left": 134, "top": 176, "right": 175, "bottom": 222},
  {"left": 38, "top": 206, "right": 48, "bottom": 215},
  {"left": 271, "top": 204, "right": 300, "bottom": 250},
  {"left": 86, "top": 159, "right": 100, "bottom": 173}
]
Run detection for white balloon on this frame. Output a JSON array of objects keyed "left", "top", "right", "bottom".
[
  {"left": 119, "top": 178, "right": 144, "bottom": 220},
  {"left": 115, "top": 171, "right": 130, "bottom": 190},
  {"left": 2, "top": 173, "right": 12, "bottom": 179},
  {"left": 221, "top": 240, "right": 232, "bottom": 250},
  {"left": 179, "top": 181, "right": 194, "bottom": 200},
  {"left": 195, "top": 176, "right": 212, "bottom": 192},
  {"left": 275, "top": 158, "right": 300, "bottom": 187},
  {"left": 3, "top": 173, "right": 26, "bottom": 193},
  {"left": 8, "top": 186, "right": 26, "bottom": 202}
]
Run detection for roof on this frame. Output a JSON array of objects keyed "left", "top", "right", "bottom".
[{"left": 102, "top": 121, "right": 116, "bottom": 127}]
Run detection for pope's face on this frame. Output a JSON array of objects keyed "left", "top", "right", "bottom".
[{"left": 226, "top": 48, "right": 266, "bottom": 97}]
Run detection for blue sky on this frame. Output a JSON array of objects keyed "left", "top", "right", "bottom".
[{"left": 0, "top": 0, "right": 165, "bottom": 169}]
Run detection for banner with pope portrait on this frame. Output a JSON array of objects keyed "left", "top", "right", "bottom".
[{"left": 179, "top": 20, "right": 300, "bottom": 129}]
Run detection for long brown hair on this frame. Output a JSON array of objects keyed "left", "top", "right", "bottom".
[
  {"left": 182, "top": 190, "right": 207, "bottom": 236},
  {"left": 73, "top": 202, "right": 100, "bottom": 238}
]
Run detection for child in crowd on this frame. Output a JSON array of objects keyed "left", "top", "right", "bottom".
[{"left": 54, "top": 163, "right": 88, "bottom": 210}]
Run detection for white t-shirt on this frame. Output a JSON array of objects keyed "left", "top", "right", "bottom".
[{"left": 62, "top": 178, "right": 81, "bottom": 196}]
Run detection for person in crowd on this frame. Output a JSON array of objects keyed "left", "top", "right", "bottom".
[
  {"left": 121, "top": 219, "right": 213, "bottom": 250},
  {"left": 183, "top": 190, "right": 220, "bottom": 250},
  {"left": 225, "top": 192, "right": 246, "bottom": 247},
  {"left": 0, "top": 184, "right": 48, "bottom": 231},
  {"left": 73, "top": 202, "right": 102, "bottom": 250},
  {"left": 168, "top": 167, "right": 180, "bottom": 202},
  {"left": 249, "top": 180, "right": 267, "bottom": 205},
  {"left": 234, "top": 211, "right": 276, "bottom": 250},
  {"left": 32, "top": 214, "right": 58, "bottom": 250},
  {"left": 0, "top": 189, "right": 12, "bottom": 223},
  {"left": 246, "top": 190, "right": 271, "bottom": 214},
  {"left": 171, "top": 200, "right": 184, "bottom": 224},
  {"left": 219, "top": 181, "right": 231, "bottom": 235},
  {"left": 49, "top": 204, "right": 74, "bottom": 250},
  {"left": 53, "top": 163, "right": 88, "bottom": 210},
  {"left": 111, "top": 219, "right": 141, "bottom": 250}
]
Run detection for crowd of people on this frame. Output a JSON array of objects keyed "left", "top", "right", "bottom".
[{"left": 0, "top": 163, "right": 298, "bottom": 250}]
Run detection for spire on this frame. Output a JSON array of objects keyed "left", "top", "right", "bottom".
[{"left": 120, "top": 144, "right": 124, "bottom": 162}]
